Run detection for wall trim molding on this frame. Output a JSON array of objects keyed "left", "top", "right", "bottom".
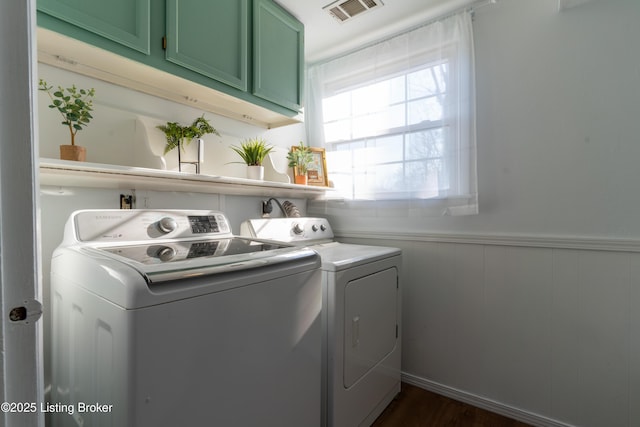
[
  {"left": 334, "top": 229, "right": 640, "bottom": 253},
  {"left": 558, "top": 0, "right": 594, "bottom": 12},
  {"left": 401, "top": 373, "right": 576, "bottom": 427}
]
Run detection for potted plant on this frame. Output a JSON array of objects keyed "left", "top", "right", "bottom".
[
  {"left": 229, "top": 137, "right": 274, "bottom": 180},
  {"left": 157, "top": 115, "right": 219, "bottom": 173},
  {"left": 38, "top": 79, "right": 96, "bottom": 161},
  {"left": 287, "top": 142, "right": 314, "bottom": 185}
]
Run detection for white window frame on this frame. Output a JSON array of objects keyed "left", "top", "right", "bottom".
[
  {"left": 322, "top": 51, "right": 461, "bottom": 201},
  {"left": 307, "top": 11, "right": 477, "bottom": 215}
]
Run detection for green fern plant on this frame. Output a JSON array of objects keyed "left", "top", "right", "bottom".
[
  {"left": 230, "top": 138, "right": 274, "bottom": 166},
  {"left": 157, "top": 115, "right": 219, "bottom": 155}
]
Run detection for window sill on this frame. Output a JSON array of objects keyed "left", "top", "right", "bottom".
[{"left": 309, "top": 195, "right": 478, "bottom": 217}]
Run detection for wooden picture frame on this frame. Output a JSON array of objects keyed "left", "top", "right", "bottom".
[{"left": 292, "top": 146, "right": 329, "bottom": 187}]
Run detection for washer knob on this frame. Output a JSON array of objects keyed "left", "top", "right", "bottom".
[
  {"left": 156, "top": 246, "right": 176, "bottom": 262},
  {"left": 320, "top": 224, "right": 327, "bottom": 232},
  {"left": 292, "top": 223, "right": 304, "bottom": 235},
  {"left": 158, "top": 217, "right": 178, "bottom": 234},
  {"left": 312, "top": 224, "right": 319, "bottom": 232}
]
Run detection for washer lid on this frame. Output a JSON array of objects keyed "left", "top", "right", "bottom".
[
  {"left": 56, "top": 243, "right": 320, "bottom": 309},
  {"left": 97, "top": 237, "right": 288, "bottom": 265},
  {"left": 87, "top": 237, "right": 308, "bottom": 283},
  {"left": 311, "top": 242, "right": 401, "bottom": 271}
]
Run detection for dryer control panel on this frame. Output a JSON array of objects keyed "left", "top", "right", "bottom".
[{"left": 241, "top": 217, "right": 334, "bottom": 243}]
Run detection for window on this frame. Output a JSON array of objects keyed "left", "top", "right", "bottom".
[
  {"left": 307, "top": 11, "right": 477, "bottom": 215},
  {"left": 323, "top": 61, "right": 451, "bottom": 199}
]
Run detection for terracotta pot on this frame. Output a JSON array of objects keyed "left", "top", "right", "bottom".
[
  {"left": 60, "top": 145, "right": 86, "bottom": 162},
  {"left": 294, "top": 174, "right": 308, "bottom": 185}
]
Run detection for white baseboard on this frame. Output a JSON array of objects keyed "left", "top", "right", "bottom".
[{"left": 401, "top": 373, "right": 576, "bottom": 427}]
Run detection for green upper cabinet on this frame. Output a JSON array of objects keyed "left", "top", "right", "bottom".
[
  {"left": 37, "top": 0, "right": 150, "bottom": 54},
  {"left": 253, "top": 0, "right": 304, "bottom": 112},
  {"left": 165, "top": 0, "right": 248, "bottom": 91},
  {"left": 37, "top": 0, "right": 304, "bottom": 124}
]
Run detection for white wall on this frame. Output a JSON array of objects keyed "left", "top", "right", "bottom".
[
  {"left": 341, "top": 235, "right": 640, "bottom": 427},
  {"left": 315, "top": 0, "right": 640, "bottom": 426},
  {"left": 313, "top": 0, "right": 640, "bottom": 240}
]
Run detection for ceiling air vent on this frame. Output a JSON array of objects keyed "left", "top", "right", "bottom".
[{"left": 324, "top": 0, "right": 384, "bottom": 23}]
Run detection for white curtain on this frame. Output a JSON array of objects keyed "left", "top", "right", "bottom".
[{"left": 306, "top": 11, "right": 477, "bottom": 216}]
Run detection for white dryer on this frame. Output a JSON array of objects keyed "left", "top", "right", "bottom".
[{"left": 241, "top": 217, "right": 402, "bottom": 427}]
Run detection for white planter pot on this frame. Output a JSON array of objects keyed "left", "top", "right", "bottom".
[{"left": 247, "top": 165, "right": 264, "bottom": 180}]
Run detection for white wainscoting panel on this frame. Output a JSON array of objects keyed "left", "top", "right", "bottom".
[
  {"left": 482, "top": 246, "right": 553, "bottom": 415},
  {"left": 337, "top": 234, "right": 640, "bottom": 427}
]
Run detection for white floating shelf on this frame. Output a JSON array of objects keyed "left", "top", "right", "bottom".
[{"left": 39, "top": 158, "right": 332, "bottom": 199}]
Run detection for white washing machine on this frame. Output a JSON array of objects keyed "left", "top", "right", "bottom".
[
  {"left": 241, "top": 217, "right": 401, "bottom": 427},
  {"left": 50, "top": 209, "right": 322, "bottom": 427}
]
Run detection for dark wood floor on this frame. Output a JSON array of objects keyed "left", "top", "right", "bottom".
[{"left": 372, "top": 383, "right": 532, "bottom": 427}]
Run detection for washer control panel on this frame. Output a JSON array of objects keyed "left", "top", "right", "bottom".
[
  {"left": 70, "top": 210, "right": 232, "bottom": 243},
  {"left": 241, "top": 217, "right": 334, "bottom": 243}
]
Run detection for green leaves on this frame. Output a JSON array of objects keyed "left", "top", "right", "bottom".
[
  {"left": 286, "top": 142, "right": 314, "bottom": 174},
  {"left": 156, "top": 115, "right": 220, "bottom": 155},
  {"left": 230, "top": 138, "right": 274, "bottom": 166},
  {"left": 156, "top": 121, "right": 183, "bottom": 154},
  {"left": 39, "top": 79, "right": 96, "bottom": 145}
]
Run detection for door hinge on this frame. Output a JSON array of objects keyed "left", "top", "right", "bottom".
[
  {"left": 9, "top": 299, "right": 43, "bottom": 325},
  {"left": 162, "top": 36, "right": 167, "bottom": 50}
]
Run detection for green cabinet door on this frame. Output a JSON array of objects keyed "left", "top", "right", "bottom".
[
  {"left": 37, "top": 0, "right": 150, "bottom": 54},
  {"left": 253, "top": 0, "right": 304, "bottom": 112},
  {"left": 166, "top": 0, "right": 248, "bottom": 91}
]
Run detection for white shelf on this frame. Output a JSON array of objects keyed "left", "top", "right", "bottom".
[{"left": 39, "top": 158, "right": 332, "bottom": 199}]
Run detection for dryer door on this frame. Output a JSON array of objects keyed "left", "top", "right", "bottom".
[{"left": 344, "top": 267, "right": 398, "bottom": 388}]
